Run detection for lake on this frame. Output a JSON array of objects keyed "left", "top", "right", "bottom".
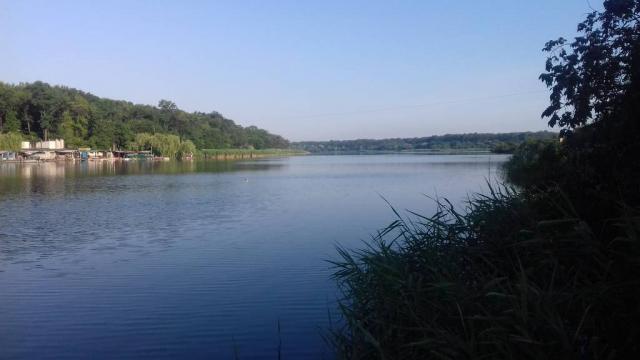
[{"left": 0, "top": 154, "right": 507, "bottom": 359}]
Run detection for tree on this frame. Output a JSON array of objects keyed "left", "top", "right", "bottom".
[
  {"left": 22, "top": 108, "right": 33, "bottom": 135},
  {"left": 59, "top": 111, "right": 80, "bottom": 147},
  {"left": 114, "top": 122, "right": 132, "bottom": 150},
  {"left": 507, "top": 0, "right": 640, "bottom": 209},
  {"left": 132, "top": 132, "right": 155, "bottom": 151},
  {"left": 4, "top": 110, "right": 20, "bottom": 133},
  {"left": 158, "top": 99, "right": 177, "bottom": 131},
  {"left": 89, "top": 120, "right": 115, "bottom": 149},
  {"left": 0, "top": 80, "right": 291, "bottom": 150},
  {"left": 169, "top": 112, "right": 188, "bottom": 139},
  {"left": 153, "top": 133, "right": 181, "bottom": 157},
  {"left": 178, "top": 140, "right": 196, "bottom": 159},
  {"left": 540, "top": 0, "right": 640, "bottom": 136},
  {"left": 0, "top": 132, "right": 23, "bottom": 151},
  {"left": 0, "top": 84, "right": 11, "bottom": 131},
  {"left": 40, "top": 111, "right": 54, "bottom": 140},
  {"left": 131, "top": 133, "right": 186, "bottom": 158},
  {"left": 158, "top": 99, "right": 177, "bottom": 112}
]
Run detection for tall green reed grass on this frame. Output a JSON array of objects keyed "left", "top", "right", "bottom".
[{"left": 329, "top": 185, "right": 640, "bottom": 359}]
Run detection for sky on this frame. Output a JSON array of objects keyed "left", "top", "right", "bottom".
[{"left": 0, "top": 0, "right": 600, "bottom": 141}]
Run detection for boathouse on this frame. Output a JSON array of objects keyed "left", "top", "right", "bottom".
[
  {"left": 0, "top": 151, "right": 17, "bottom": 161},
  {"left": 20, "top": 139, "right": 66, "bottom": 161}
]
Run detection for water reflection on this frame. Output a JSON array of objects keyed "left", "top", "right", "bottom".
[
  {"left": 0, "top": 154, "right": 508, "bottom": 359},
  {"left": 0, "top": 160, "right": 287, "bottom": 197},
  {"left": 0, "top": 159, "right": 288, "bottom": 179}
]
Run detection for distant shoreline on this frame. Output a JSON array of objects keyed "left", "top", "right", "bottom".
[{"left": 302, "top": 149, "right": 499, "bottom": 155}]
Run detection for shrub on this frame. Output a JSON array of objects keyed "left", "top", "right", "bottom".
[
  {"left": 502, "top": 139, "right": 564, "bottom": 188},
  {"left": 490, "top": 142, "right": 518, "bottom": 154}
]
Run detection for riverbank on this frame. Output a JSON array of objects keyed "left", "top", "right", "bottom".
[
  {"left": 305, "top": 148, "right": 493, "bottom": 155},
  {"left": 199, "top": 148, "right": 308, "bottom": 160},
  {"left": 331, "top": 162, "right": 639, "bottom": 359},
  {"left": 0, "top": 149, "right": 308, "bottom": 163}
]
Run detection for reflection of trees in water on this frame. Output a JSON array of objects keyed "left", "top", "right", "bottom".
[
  {"left": 0, "top": 160, "right": 287, "bottom": 179},
  {"left": 0, "top": 160, "right": 288, "bottom": 265},
  {"left": 0, "top": 160, "right": 287, "bottom": 202}
]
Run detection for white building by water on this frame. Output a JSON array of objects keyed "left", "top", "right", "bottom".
[{"left": 21, "top": 139, "right": 65, "bottom": 150}]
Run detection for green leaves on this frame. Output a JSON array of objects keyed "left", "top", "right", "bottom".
[
  {"left": 330, "top": 184, "right": 640, "bottom": 359},
  {"left": 540, "top": 0, "right": 640, "bottom": 133},
  {"left": 0, "top": 132, "right": 23, "bottom": 152},
  {"left": 0, "top": 81, "right": 290, "bottom": 151},
  {"left": 131, "top": 132, "right": 190, "bottom": 158}
]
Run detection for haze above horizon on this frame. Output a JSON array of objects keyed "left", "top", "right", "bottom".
[{"left": 0, "top": 0, "right": 598, "bottom": 141}]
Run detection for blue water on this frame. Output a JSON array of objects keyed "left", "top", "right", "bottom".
[{"left": 0, "top": 154, "right": 507, "bottom": 359}]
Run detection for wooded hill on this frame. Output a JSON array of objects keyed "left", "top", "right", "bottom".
[{"left": 0, "top": 81, "right": 289, "bottom": 150}]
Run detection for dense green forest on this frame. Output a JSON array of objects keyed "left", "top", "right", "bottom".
[
  {"left": 332, "top": 1, "right": 640, "bottom": 359},
  {"left": 293, "top": 131, "right": 555, "bottom": 154},
  {"left": 0, "top": 81, "right": 289, "bottom": 150}
]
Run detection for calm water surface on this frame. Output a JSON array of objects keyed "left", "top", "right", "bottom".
[{"left": 0, "top": 155, "right": 507, "bottom": 359}]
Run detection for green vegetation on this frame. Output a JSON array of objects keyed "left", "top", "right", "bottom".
[
  {"left": 293, "top": 132, "right": 555, "bottom": 154},
  {"left": 0, "top": 132, "right": 23, "bottom": 152},
  {"left": 200, "top": 148, "right": 307, "bottom": 160},
  {"left": 0, "top": 81, "right": 289, "bottom": 151},
  {"left": 331, "top": 1, "right": 640, "bottom": 358},
  {"left": 502, "top": 139, "right": 564, "bottom": 187},
  {"left": 331, "top": 187, "right": 639, "bottom": 359}
]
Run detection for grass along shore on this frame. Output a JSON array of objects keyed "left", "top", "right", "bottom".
[{"left": 199, "top": 148, "right": 308, "bottom": 160}]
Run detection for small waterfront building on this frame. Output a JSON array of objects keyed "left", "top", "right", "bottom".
[
  {"left": 88, "top": 150, "right": 101, "bottom": 159},
  {"left": 24, "top": 150, "right": 56, "bottom": 160},
  {"left": 120, "top": 150, "right": 153, "bottom": 160},
  {"left": 85, "top": 150, "right": 114, "bottom": 159},
  {"left": 55, "top": 150, "right": 79, "bottom": 160},
  {"left": 97, "top": 150, "right": 114, "bottom": 159},
  {"left": 112, "top": 150, "right": 130, "bottom": 159},
  {"left": 0, "top": 151, "right": 17, "bottom": 161},
  {"left": 21, "top": 139, "right": 65, "bottom": 150},
  {"left": 78, "top": 147, "right": 91, "bottom": 161},
  {"left": 19, "top": 139, "right": 66, "bottom": 161}
]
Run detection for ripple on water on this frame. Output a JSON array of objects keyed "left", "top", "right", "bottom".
[{"left": 0, "top": 155, "right": 508, "bottom": 359}]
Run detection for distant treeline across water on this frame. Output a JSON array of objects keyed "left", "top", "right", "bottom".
[{"left": 292, "top": 131, "right": 556, "bottom": 154}]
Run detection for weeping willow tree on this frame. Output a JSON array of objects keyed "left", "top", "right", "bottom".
[
  {"left": 178, "top": 140, "right": 196, "bottom": 159},
  {"left": 131, "top": 133, "right": 192, "bottom": 158},
  {"left": 0, "top": 132, "right": 23, "bottom": 152}
]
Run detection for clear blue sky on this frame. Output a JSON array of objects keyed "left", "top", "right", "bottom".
[{"left": 0, "top": 0, "right": 598, "bottom": 141}]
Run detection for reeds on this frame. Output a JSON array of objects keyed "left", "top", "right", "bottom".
[
  {"left": 199, "top": 148, "right": 307, "bottom": 160},
  {"left": 329, "top": 185, "right": 640, "bottom": 359}
]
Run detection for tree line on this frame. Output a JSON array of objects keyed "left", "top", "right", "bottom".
[
  {"left": 292, "top": 131, "right": 556, "bottom": 153},
  {"left": 0, "top": 81, "right": 289, "bottom": 151}
]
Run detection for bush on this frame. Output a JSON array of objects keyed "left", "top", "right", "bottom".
[
  {"left": 490, "top": 142, "right": 518, "bottom": 154},
  {"left": 502, "top": 139, "right": 564, "bottom": 187}
]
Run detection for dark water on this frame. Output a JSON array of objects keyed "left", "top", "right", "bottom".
[{"left": 0, "top": 155, "right": 507, "bottom": 359}]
